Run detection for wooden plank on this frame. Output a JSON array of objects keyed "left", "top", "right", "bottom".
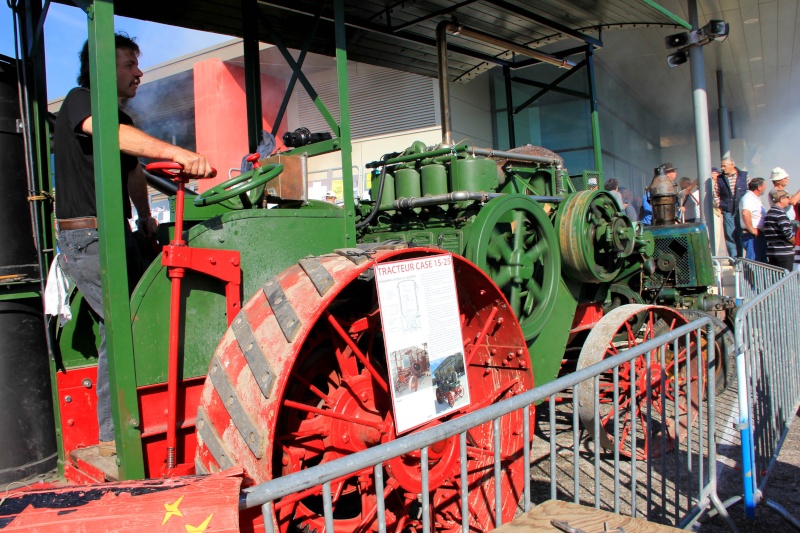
[{"left": 495, "top": 500, "right": 684, "bottom": 533}]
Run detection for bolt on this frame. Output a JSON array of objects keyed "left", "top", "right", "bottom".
[
  {"left": 282, "top": 455, "right": 290, "bottom": 466},
  {"left": 231, "top": 257, "right": 240, "bottom": 267},
  {"left": 479, "top": 289, "right": 486, "bottom": 296},
  {"left": 67, "top": 419, "right": 74, "bottom": 426},
  {"left": 82, "top": 378, "right": 92, "bottom": 388},
  {"left": 491, "top": 348, "right": 498, "bottom": 355},
  {"left": 129, "top": 418, "right": 140, "bottom": 428},
  {"left": 342, "top": 434, "right": 350, "bottom": 443},
  {"left": 218, "top": 236, "right": 225, "bottom": 243},
  {"left": 64, "top": 395, "right": 72, "bottom": 403},
  {"left": 360, "top": 391, "right": 368, "bottom": 401},
  {"left": 209, "top": 257, "right": 216, "bottom": 265},
  {"left": 496, "top": 317, "right": 504, "bottom": 324}
]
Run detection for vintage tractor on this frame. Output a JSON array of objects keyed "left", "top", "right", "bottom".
[
  {"left": 6, "top": 1, "right": 733, "bottom": 530},
  {"left": 50, "top": 123, "right": 728, "bottom": 533}
]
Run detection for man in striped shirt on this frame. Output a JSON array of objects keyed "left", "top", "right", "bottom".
[{"left": 763, "top": 188, "right": 796, "bottom": 271}]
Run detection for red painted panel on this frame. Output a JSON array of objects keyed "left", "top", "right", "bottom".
[
  {"left": 56, "top": 366, "right": 100, "bottom": 457},
  {"left": 138, "top": 377, "right": 205, "bottom": 477},
  {"left": 193, "top": 58, "right": 288, "bottom": 193},
  {"left": 1, "top": 470, "right": 242, "bottom": 532},
  {"left": 570, "top": 301, "right": 604, "bottom": 333}
]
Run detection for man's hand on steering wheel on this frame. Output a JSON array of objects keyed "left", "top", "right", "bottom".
[{"left": 172, "top": 149, "right": 216, "bottom": 178}]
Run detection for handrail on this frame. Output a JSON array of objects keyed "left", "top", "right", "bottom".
[{"left": 240, "top": 317, "right": 711, "bottom": 510}]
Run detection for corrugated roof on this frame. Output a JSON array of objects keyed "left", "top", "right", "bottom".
[{"left": 103, "top": 0, "right": 686, "bottom": 82}]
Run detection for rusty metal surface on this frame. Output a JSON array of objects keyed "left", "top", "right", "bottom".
[{"left": 260, "top": 153, "right": 306, "bottom": 201}]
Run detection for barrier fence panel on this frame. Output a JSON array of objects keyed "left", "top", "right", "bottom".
[
  {"left": 734, "top": 269, "right": 800, "bottom": 524},
  {"left": 712, "top": 256, "right": 788, "bottom": 303},
  {"left": 241, "top": 317, "right": 736, "bottom": 533}
]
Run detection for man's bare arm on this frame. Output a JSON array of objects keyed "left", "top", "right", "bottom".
[
  {"left": 741, "top": 210, "right": 757, "bottom": 234},
  {"left": 80, "top": 117, "right": 214, "bottom": 178},
  {"left": 788, "top": 189, "right": 800, "bottom": 206}
]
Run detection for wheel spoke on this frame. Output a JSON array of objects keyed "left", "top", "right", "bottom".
[
  {"left": 524, "top": 239, "right": 547, "bottom": 264},
  {"left": 325, "top": 311, "right": 390, "bottom": 395},
  {"left": 283, "top": 399, "right": 385, "bottom": 430},
  {"left": 525, "top": 278, "right": 543, "bottom": 303},
  {"left": 492, "top": 267, "right": 513, "bottom": 288},
  {"left": 490, "top": 227, "right": 514, "bottom": 262}
]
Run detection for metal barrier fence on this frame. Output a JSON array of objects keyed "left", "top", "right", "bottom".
[
  {"left": 241, "top": 315, "right": 735, "bottom": 532},
  {"left": 733, "top": 269, "right": 800, "bottom": 525},
  {"left": 712, "top": 256, "right": 788, "bottom": 303}
]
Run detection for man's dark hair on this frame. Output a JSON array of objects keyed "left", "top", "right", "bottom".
[
  {"left": 604, "top": 178, "right": 619, "bottom": 192},
  {"left": 748, "top": 177, "right": 765, "bottom": 191},
  {"left": 679, "top": 177, "right": 691, "bottom": 187},
  {"left": 78, "top": 32, "right": 140, "bottom": 89}
]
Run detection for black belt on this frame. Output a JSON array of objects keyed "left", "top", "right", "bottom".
[{"left": 58, "top": 217, "right": 97, "bottom": 231}]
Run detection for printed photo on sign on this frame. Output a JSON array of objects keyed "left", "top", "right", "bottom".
[
  {"left": 374, "top": 253, "right": 470, "bottom": 433},
  {"left": 388, "top": 344, "right": 431, "bottom": 399}
]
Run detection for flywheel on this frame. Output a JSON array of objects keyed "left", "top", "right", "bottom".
[
  {"left": 557, "top": 190, "right": 636, "bottom": 283},
  {"left": 194, "top": 246, "right": 534, "bottom": 532},
  {"left": 465, "top": 194, "right": 560, "bottom": 340},
  {"left": 575, "top": 304, "right": 706, "bottom": 460}
]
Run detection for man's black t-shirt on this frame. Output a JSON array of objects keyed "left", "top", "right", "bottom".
[{"left": 54, "top": 87, "right": 139, "bottom": 220}]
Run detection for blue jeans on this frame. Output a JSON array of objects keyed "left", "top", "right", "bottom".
[
  {"left": 741, "top": 232, "right": 766, "bottom": 262},
  {"left": 57, "top": 224, "right": 144, "bottom": 442},
  {"left": 722, "top": 210, "right": 743, "bottom": 257}
]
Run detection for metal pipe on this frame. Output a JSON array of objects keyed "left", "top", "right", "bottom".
[
  {"left": 469, "top": 146, "right": 562, "bottom": 166},
  {"left": 585, "top": 46, "right": 603, "bottom": 176},
  {"left": 503, "top": 65, "right": 516, "bottom": 147},
  {"left": 165, "top": 177, "right": 188, "bottom": 469},
  {"left": 451, "top": 24, "right": 576, "bottom": 69},
  {"left": 435, "top": 20, "right": 575, "bottom": 147},
  {"left": 688, "top": 0, "right": 713, "bottom": 246},
  {"left": 717, "top": 70, "right": 731, "bottom": 160},
  {"left": 436, "top": 21, "right": 455, "bottom": 146},
  {"left": 365, "top": 144, "right": 467, "bottom": 168},
  {"left": 390, "top": 192, "right": 564, "bottom": 210}
]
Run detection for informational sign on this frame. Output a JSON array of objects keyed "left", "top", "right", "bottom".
[{"left": 375, "top": 254, "right": 470, "bottom": 434}]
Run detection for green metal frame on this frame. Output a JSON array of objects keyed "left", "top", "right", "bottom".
[
  {"left": 84, "top": 0, "right": 145, "bottom": 478},
  {"left": 502, "top": 45, "right": 604, "bottom": 179}
]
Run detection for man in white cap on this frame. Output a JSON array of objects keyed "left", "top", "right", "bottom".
[
  {"left": 587, "top": 177, "right": 598, "bottom": 191},
  {"left": 325, "top": 190, "right": 337, "bottom": 204},
  {"left": 768, "top": 167, "right": 800, "bottom": 221}
]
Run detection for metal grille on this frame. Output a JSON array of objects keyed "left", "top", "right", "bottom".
[
  {"left": 568, "top": 170, "right": 602, "bottom": 192},
  {"left": 298, "top": 67, "right": 435, "bottom": 139},
  {"left": 646, "top": 236, "right": 691, "bottom": 288}
]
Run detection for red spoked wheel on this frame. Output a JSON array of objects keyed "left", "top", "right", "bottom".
[
  {"left": 575, "top": 304, "right": 706, "bottom": 460},
  {"left": 195, "top": 247, "right": 534, "bottom": 532}
]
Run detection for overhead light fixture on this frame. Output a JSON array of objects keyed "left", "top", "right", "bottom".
[
  {"left": 754, "top": 83, "right": 764, "bottom": 88},
  {"left": 664, "top": 19, "right": 730, "bottom": 67},
  {"left": 757, "top": 103, "right": 765, "bottom": 108},
  {"left": 750, "top": 56, "right": 762, "bottom": 61},
  {"left": 744, "top": 18, "right": 759, "bottom": 24}
]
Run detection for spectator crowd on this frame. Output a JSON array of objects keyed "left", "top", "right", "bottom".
[{"left": 605, "top": 159, "right": 800, "bottom": 272}]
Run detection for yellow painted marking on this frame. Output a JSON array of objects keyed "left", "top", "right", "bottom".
[
  {"left": 162, "top": 495, "right": 185, "bottom": 525},
  {"left": 185, "top": 514, "right": 213, "bottom": 532}
]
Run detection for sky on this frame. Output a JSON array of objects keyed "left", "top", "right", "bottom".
[{"left": 1, "top": 2, "right": 231, "bottom": 100}]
